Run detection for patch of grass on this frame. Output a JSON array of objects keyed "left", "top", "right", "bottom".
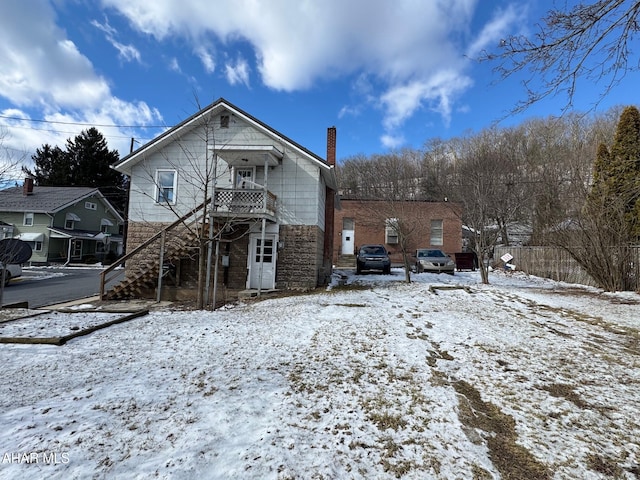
[
  {"left": 539, "top": 383, "right": 591, "bottom": 409},
  {"left": 586, "top": 453, "right": 624, "bottom": 477},
  {"left": 368, "top": 411, "right": 407, "bottom": 431},
  {"left": 454, "top": 380, "right": 551, "bottom": 480}
]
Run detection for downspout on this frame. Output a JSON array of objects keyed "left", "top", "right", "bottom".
[{"left": 65, "top": 237, "right": 72, "bottom": 266}]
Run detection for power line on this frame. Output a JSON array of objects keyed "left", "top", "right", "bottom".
[{"left": 0, "top": 113, "right": 167, "bottom": 129}]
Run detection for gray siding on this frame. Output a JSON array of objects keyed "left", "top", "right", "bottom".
[{"left": 127, "top": 115, "right": 325, "bottom": 228}]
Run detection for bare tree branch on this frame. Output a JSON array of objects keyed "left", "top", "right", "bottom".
[{"left": 480, "top": 0, "right": 640, "bottom": 114}]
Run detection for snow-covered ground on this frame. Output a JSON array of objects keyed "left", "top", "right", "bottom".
[{"left": 0, "top": 269, "right": 638, "bottom": 479}]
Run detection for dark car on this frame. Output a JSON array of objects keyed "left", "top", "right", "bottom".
[{"left": 356, "top": 244, "right": 391, "bottom": 274}]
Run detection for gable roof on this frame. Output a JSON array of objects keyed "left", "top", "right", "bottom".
[
  {"left": 114, "top": 98, "right": 337, "bottom": 189},
  {"left": 0, "top": 185, "right": 124, "bottom": 221}
]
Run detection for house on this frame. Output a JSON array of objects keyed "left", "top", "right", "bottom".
[
  {"left": 106, "top": 98, "right": 337, "bottom": 300},
  {"left": 0, "top": 179, "right": 124, "bottom": 265},
  {"left": 334, "top": 198, "right": 462, "bottom": 266}
]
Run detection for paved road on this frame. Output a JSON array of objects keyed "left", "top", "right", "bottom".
[{"left": 0, "top": 267, "right": 109, "bottom": 308}]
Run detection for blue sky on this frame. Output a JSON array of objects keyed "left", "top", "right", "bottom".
[{"left": 0, "top": 0, "right": 637, "bottom": 177}]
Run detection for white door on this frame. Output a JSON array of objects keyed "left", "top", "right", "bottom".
[
  {"left": 341, "top": 218, "right": 355, "bottom": 255},
  {"left": 248, "top": 234, "right": 276, "bottom": 289}
]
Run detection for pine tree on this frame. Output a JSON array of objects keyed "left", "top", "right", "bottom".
[
  {"left": 587, "top": 106, "right": 640, "bottom": 239},
  {"left": 609, "top": 106, "right": 640, "bottom": 238},
  {"left": 24, "top": 128, "right": 128, "bottom": 214},
  {"left": 23, "top": 144, "right": 71, "bottom": 186}
]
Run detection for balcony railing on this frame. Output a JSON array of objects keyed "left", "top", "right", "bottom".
[{"left": 213, "top": 188, "right": 276, "bottom": 217}]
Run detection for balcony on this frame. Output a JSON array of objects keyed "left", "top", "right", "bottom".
[{"left": 213, "top": 188, "right": 277, "bottom": 220}]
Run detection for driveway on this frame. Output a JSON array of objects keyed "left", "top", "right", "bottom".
[{"left": 1, "top": 266, "right": 105, "bottom": 308}]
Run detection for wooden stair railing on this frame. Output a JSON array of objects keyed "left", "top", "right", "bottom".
[{"left": 100, "top": 199, "right": 211, "bottom": 300}]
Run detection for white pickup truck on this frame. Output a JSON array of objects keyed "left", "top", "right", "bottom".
[{"left": 0, "top": 263, "right": 22, "bottom": 287}]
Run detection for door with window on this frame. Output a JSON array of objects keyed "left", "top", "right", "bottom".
[
  {"left": 248, "top": 234, "right": 276, "bottom": 289},
  {"left": 341, "top": 218, "right": 355, "bottom": 255},
  {"left": 235, "top": 168, "right": 254, "bottom": 189},
  {"left": 71, "top": 239, "right": 83, "bottom": 258}
]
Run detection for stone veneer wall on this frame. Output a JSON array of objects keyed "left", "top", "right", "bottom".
[
  {"left": 124, "top": 221, "right": 170, "bottom": 281},
  {"left": 276, "top": 225, "right": 324, "bottom": 290},
  {"left": 125, "top": 221, "right": 329, "bottom": 296}
]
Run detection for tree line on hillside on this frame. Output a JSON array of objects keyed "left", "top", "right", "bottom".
[{"left": 338, "top": 105, "right": 640, "bottom": 290}]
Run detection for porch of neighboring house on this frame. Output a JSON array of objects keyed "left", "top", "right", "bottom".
[{"left": 48, "top": 228, "right": 123, "bottom": 265}]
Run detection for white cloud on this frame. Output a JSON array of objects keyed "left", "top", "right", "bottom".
[
  {"left": 225, "top": 57, "right": 250, "bottom": 87},
  {"left": 466, "top": 4, "right": 527, "bottom": 58},
  {"left": 91, "top": 18, "right": 142, "bottom": 63},
  {"left": 195, "top": 46, "right": 216, "bottom": 73},
  {"left": 0, "top": 0, "right": 164, "bottom": 161},
  {"left": 100, "top": 0, "right": 526, "bottom": 147}
]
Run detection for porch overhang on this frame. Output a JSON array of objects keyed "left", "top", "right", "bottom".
[{"left": 211, "top": 145, "right": 283, "bottom": 167}]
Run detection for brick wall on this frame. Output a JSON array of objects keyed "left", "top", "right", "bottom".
[{"left": 333, "top": 200, "right": 462, "bottom": 264}]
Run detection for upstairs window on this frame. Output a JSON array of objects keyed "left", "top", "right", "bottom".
[
  {"left": 156, "top": 170, "right": 177, "bottom": 204},
  {"left": 65, "top": 212, "right": 81, "bottom": 230},
  {"left": 101, "top": 218, "right": 114, "bottom": 233},
  {"left": 23, "top": 212, "right": 34, "bottom": 226},
  {"left": 220, "top": 115, "right": 230, "bottom": 128},
  {"left": 85, "top": 201, "right": 97, "bottom": 210}
]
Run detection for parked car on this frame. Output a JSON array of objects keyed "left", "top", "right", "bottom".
[
  {"left": 0, "top": 263, "right": 22, "bottom": 287},
  {"left": 356, "top": 244, "right": 391, "bottom": 274},
  {"left": 415, "top": 249, "right": 455, "bottom": 274}
]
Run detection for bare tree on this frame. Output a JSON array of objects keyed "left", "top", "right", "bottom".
[
  {"left": 0, "top": 128, "right": 25, "bottom": 189},
  {"left": 444, "top": 128, "right": 533, "bottom": 283},
  {"left": 481, "top": 1, "right": 640, "bottom": 113}
]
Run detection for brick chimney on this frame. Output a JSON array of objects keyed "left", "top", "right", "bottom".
[
  {"left": 23, "top": 177, "right": 34, "bottom": 196},
  {"left": 326, "top": 126, "right": 336, "bottom": 166}
]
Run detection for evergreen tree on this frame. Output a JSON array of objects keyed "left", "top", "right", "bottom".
[
  {"left": 23, "top": 128, "right": 128, "bottom": 214},
  {"left": 589, "top": 106, "right": 640, "bottom": 239},
  {"left": 23, "top": 144, "right": 71, "bottom": 186}
]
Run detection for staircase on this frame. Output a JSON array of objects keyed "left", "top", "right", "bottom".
[
  {"left": 100, "top": 201, "right": 210, "bottom": 300},
  {"left": 107, "top": 226, "right": 200, "bottom": 300},
  {"left": 335, "top": 254, "right": 356, "bottom": 269}
]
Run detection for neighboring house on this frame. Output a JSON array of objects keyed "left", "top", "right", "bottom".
[
  {"left": 334, "top": 199, "right": 462, "bottom": 265},
  {"left": 108, "top": 98, "right": 337, "bottom": 300},
  {"left": 0, "top": 179, "right": 124, "bottom": 265}
]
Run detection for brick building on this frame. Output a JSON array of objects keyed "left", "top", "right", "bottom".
[{"left": 334, "top": 199, "right": 462, "bottom": 265}]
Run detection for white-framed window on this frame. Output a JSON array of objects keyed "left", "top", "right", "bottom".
[
  {"left": 100, "top": 218, "right": 113, "bottom": 234},
  {"left": 65, "top": 213, "right": 81, "bottom": 230},
  {"left": 23, "top": 212, "right": 34, "bottom": 226},
  {"left": 156, "top": 169, "right": 177, "bottom": 204},
  {"left": 430, "top": 219, "right": 444, "bottom": 246},
  {"left": 85, "top": 201, "right": 97, "bottom": 210},
  {"left": 385, "top": 218, "right": 399, "bottom": 244},
  {"left": 34, "top": 241, "right": 43, "bottom": 252},
  {"left": 220, "top": 114, "right": 230, "bottom": 128}
]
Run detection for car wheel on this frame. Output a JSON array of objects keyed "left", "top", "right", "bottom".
[
  {"left": 383, "top": 266, "right": 390, "bottom": 274},
  {"left": 3, "top": 271, "right": 11, "bottom": 287}
]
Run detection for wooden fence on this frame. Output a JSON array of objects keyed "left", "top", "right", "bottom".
[{"left": 493, "top": 245, "right": 640, "bottom": 291}]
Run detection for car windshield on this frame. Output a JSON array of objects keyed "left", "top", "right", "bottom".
[
  {"left": 418, "top": 250, "right": 446, "bottom": 258},
  {"left": 362, "top": 246, "right": 386, "bottom": 255}
]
